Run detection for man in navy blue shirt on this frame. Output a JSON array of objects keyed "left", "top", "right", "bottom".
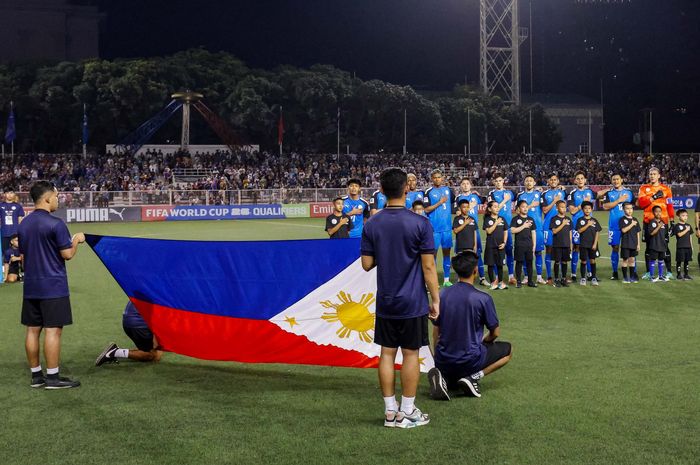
[
  {"left": 1, "top": 190, "right": 25, "bottom": 253},
  {"left": 3, "top": 234, "right": 22, "bottom": 283},
  {"left": 95, "top": 301, "right": 163, "bottom": 366},
  {"left": 361, "top": 168, "right": 440, "bottom": 429},
  {"left": 428, "top": 251, "right": 512, "bottom": 400},
  {"left": 18, "top": 181, "right": 86, "bottom": 389}
]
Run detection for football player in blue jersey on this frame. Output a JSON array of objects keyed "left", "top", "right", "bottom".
[
  {"left": 487, "top": 173, "right": 516, "bottom": 284},
  {"left": 424, "top": 170, "right": 456, "bottom": 287},
  {"left": 455, "top": 177, "right": 488, "bottom": 286},
  {"left": 405, "top": 173, "right": 425, "bottom": 209},
  {"left": 370, "top": 189, "right": 387, "bottom": 216},
  {"left": 597, "top": 173, "right": 635, "bottom": 280},
  {"left": 541, "top": 173, "right": 567, "bottom": 285},
  {"left": 566, "top": 171, "right": 595, "bottom": 281},
  {"left": 342, "top": 178, "right": 370, "bottom": 238},
  {"left": 516, "top": 175, "right": 546, "bottom": 285}
]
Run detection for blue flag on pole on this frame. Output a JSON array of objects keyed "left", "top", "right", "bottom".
[
  {"left": 82, "top": 105, "right": 88, "bottom": 145},
  {"left": 4, "top": 105, "right": 15, "bottom": 144}
]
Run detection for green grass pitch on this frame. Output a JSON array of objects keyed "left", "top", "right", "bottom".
[{"left": 1, "top": 215, "right": 698, "bottom": 465}]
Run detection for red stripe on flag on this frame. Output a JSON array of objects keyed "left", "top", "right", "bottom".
[{"left": 131, "top": 297, "right": 379, "bottom": 368}]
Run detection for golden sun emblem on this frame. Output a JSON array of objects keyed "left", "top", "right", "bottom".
[{"left": 320, "top": 291, "right": 376, "bottom": 343}]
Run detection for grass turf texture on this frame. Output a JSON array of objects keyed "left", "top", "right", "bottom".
[{"left": 1, "top": 215, "right": 698, "bottom": 465}]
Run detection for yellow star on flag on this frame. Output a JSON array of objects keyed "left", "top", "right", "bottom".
[{"left": 284, "top": 316, "right": 299, "bottom": 328}]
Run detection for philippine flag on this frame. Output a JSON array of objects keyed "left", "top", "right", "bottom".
[{"left": 87, "top": 235, "right": 434, "bottom": 372}]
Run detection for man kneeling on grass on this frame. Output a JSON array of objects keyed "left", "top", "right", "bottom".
[
  {"left": 95, "top": 301, "right": 163, "bottom": 366},
  {"left": 428, "top": 250, "right": 512, "bottom": 400}
]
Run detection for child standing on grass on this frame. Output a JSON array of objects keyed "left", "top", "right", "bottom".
[
  {"left": 618, "top": 203, "right": 641, "bottom": 283},
  {"left": 647, "top": 205, "right": 668, "bottom": 282},
  {"left": 549, "top": 200, "right": 572, "bottom": 288},
  {"left": 672, "top": 209, "right": 694, "bottom": 280}
]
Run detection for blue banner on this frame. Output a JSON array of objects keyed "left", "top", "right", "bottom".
[
  {"left": 671, "top": 196, "right": 698, "bottom": 210},
  {"left": 143, "top": 204, "right": 286, "bottom": 221}
]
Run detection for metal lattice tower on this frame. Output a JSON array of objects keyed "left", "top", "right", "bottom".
[{"left": 480, "top": 0, "right": 527, "bottom": 106}]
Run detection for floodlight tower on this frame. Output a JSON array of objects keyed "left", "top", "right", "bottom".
[
  {"left": 480, "top": 0, "right": 528, "bottom": 106},
  {"left": 172, "top": 91, "right": 204, "bottom": 151}
]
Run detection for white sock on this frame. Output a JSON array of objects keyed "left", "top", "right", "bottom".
[
  {"left": 46, "top": 367, "right": 59, "bottom": 375},
  {"left": 470, "top": 370, "right": 484, "bottom": 380},
  {"left": 31, "top": 365, "right": 42, "bottom": 374},
  {"left": 383, "top": 396, "right": 397, "bottom": 412},
  {"left": 400, "top": 396, "right": 415, "bottom": 414},
  {"left": 114, "top": 349, "right": 129, "bottom": 359},
  {"left": 509, "top": 274, "right": 514, "bottom": 279}
]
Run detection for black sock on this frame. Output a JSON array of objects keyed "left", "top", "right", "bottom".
[
  {"left": 591, "top": 262, "right": 597, "bottom": 279},
  {"left": 526, "top": 259, "right": 533, "bottom": 281},
  {"left": 684, "top": 261, "right": 689, "bottom": 276},
  {"left": 515, "top": 261, "right": 523, "bottom": 282},
  {"left": 622, "top": 266, "right": 628, "bottom": 280},
  {"left": 554, "top": 263, "right": 560, "bottom": 280},
  {"left": 677, "top": 263, "right": 682, "bottom": 275},
  {"left": 497, "top": 266, "right": 503, "bottom": 283},
  {"left": 488, "top": 266, "right": 495, "bottom": 283},
  {"left": 665, "top": 253, "right": 671, "bottom": 272},
  {"left": 562, "top": 262, "right": 568, "bottom": 278},
  {"left": 645, "top": 252, "right": 650, "bottom": 272}
]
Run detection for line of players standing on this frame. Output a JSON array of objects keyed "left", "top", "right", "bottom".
[{"left": 326, "top": 168, "right": 699, "bottom": 287}]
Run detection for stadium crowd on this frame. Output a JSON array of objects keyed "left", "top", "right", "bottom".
[{"left": 1, "top": 150, "right": 698, "bottom": 194}]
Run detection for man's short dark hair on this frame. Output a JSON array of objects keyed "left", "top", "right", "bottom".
[
  {"left": 412, "top": 200, "right": 424, "bottom": 209},
  {"left": 652, "top": 205, "right": 662, "bottom": 212},
  {"left": 524, "top": 174, "right": 535, "bottom": 181},
  {"left": 549, "top": 173, "right": 559, "bottom": 179},
  {"left": 581, "top": 201, "right": 593, "bottom": 209},
  {"left": 452, "top": 250, "right": 479, "bottom": 278},
  {"left": 347, "top": 178, "right": 362, "bottom": 187},
  {"left": 574, "top": 171, "right": 586, "bottom": 178},
  {"left": 486, "top": 200, "right": 498, "bottom": 210},
  {"left": 556, "top": 200, "right": 567, "bottom": 207},
  {"left": 9, "top": 234, "right": 18, "bottom": 241},
  {"left": 30, "top": 180, "right": 55, "bottom": 204},
  {"left": 622, "top": 202, "right": 634, "bottom": 209},
  {"left": 492, "top": 172, "right": 504, "bottom": 180},
  {"left": 516, "top": 199, "right": 528, "bottom": 208},
  {"left": 677, "top": 208, "right": 687, "bottom": 215},
  {"left": 333, "top": 197, "right": 343, "bottom": 203},
  {"left": 431, "top": 169, "right": 443, "bottom": 177},
  {"left": 379, "top": 168, "right": 407, "bottom": 200},
  {"left": 458, "top": 199, "right": 470, "bottom": 207}
]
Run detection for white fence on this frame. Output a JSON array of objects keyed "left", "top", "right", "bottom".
[{"left": 15, "top": 185, "right": 700, "bottom": 208}]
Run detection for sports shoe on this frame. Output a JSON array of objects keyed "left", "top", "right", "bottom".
[
  {"left": 571, "top": 274, "right": 577, "bottom": 282},
  {"left": 30, "top": 373, "right": 45, "bottom": 388},
  {"left": 395, "top": 408, "right": 430, "bottom": 428},
  {"left": 610, "top": 272, "right": 619, "bottom": 281},
  {"left": 490, "top": 281, "right": 499, "bottom": 290},
  {"left": 516, "top": 282, "right": 522, "bottom": 288},
  {"left": 641, "top": 272, "right": 651, "bottom": 280},
  {"left": 546, "top": 278, "right": 554, "bottom": 286},
  {"left": 95, "top": 342, "right": 118, "bottom": 367},
  {"left": 561, "top": 279, "right": 570, "bottom": 287},
  {"left": 427, "top": 367, "right": 450, "bottom": 401},
  {"left": 684, "top": 275, "right": 693, "bottom": 280},
  {"left": 591, "top": 278, "right": 599, "bottom": 286},
  {"left": 622, "top": 278, "right": 630, "bottom": 284},
  {"left": 580, "top": 278, "right": 587, "bottom": 286},
  {"left": 659, "top": 275, "right": 669, "bottom": 282},
  {"left": 498, "top": 282, "right": 508, "bottom": 290},
  {"left": 442, "top": 281, "right": 453, "bottom": 288},
  {"left": 457, "top": 376, "right": 482, "bottom": 398},
  {"left": 479, "top": 277, "right": 489, "bottom": 286},
  {"left": 651, "top": 276, "right": 659, "bottom": 283},
  {"left": 527, "top": 281, "right": 537, "bottom": 288},
  {"left": 665, "top": 272, "right": 673, "bottom": 280},
  {"left": 677, "top": 274, "right": 683, "bottom": 281},
  {"left": 554, "top": 279, "right": 562, "bottom": 288},
  {"left": 537, "top": 276, "right": 547, "bottom": 285},
  {"left": 521, "top": 276, "right": 529, "bottom": 285},
  {"left": 508, "top": 276, "right": 517, "bottom": 285},
  {"left": 384, "top": 410, "right": 398, "bottom": 428},
  {"left": 45, "top": 376, "right": 81, "bottom": 390}
]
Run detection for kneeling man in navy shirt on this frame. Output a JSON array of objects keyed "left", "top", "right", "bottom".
[{"left": 428, "top": 250, "right": 512, "bottom": 400}]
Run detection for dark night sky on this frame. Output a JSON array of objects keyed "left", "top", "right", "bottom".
[{"left": 98, "top": 0, "right": 700, "bottom": 151}]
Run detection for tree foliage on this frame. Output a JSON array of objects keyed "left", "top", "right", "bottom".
[{"left": 0, "top": 49, "right": 560, "bottom": 153}]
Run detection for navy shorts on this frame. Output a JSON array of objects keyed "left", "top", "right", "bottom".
[
  {"left": 437, "top": 341, "right": 512, "bottom": 387},
  {"left": 123, "top": 325, "right": 155, "bottom": 352},
  {"left": 21, "top": 297, "right": 72, "bottom": 327},
  {"left": 374, "top": 315, "right": 429, "bottom": 350}
]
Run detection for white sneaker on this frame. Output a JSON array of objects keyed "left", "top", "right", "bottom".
[
  {"left": 521, "top": 276, "right": 528, "bottom": 285},
  {"left": 395, "top": 408, "right": 430, "bottom": 428},
  {"left": 490, "top": 281, "right": 499, "bottom": 290},
  {"left": 651, "top": 276, "right": 659, "bottom": 283},
  {"left": 591, "top": 278, "right": 599, "bottom": 286},
  {"left": 537, "top": 276, "right": 547, "bottom": 284},
  {"left": 580, "top": 278, "right": 587, "bottom": 286},
  {"left": 384, "top": 410, "right": 398, "bottom": 428}
]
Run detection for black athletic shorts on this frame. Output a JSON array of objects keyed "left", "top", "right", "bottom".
[
  {"left": 514, "top": 246, "right": 533, "bottom": 262},
  {"left": 551, "top": 247, "right": 570, "bottom": 262},
  {"left": 7, "top": 262, "right": 20, "bottom": 275},
  {"left": 374, "top": 315, "right": 429, "bottom": 350},
  {"left": 620, "top": 248, "right": 638, "bottom": 259},
  {"left": 484, "top": 247, "right": 505, "bottom": 266},
  {"left": 437, "top": 341, "right": 512, "bottom": 387},
  {"left": 123, "top": 325, "right": 154, "bottom": 352},
  {"left": 676, "top": 248, "right": 692, "bottom": 263},
  {"left": 21, "top": 297, "right": 72, "bottom": 327},
  {"left": 647, "top": 249, "right": 665, "bottom": 261},
  {"left": 579, "top": 247, "right": 596, "bottom": 262}
]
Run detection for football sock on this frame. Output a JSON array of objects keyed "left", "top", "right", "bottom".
[
  {"left": 46, "top": 367, "right": 59, "bottom": 378},
  {"left": 553, "top": 263, "right": 560, "bottom": 280},
  {"left": 658, "top": 260, "right": 664, "bottom": 276},
  {"left": 684, "top": 261, "right": 689, "bottom": 275},
  {"left": 478, "top": 255, "right": 485, "bottom": 278},
  {"left": 470, "top": 370, "right": 485, "bottom": 380},
  {"left": 644, "top": 251, "right": 650, "bottom": 272},
  {"left": 650, "top": 261, "right": 656, "bottom": 277},
  {"left": 587, "top": 260, "right": 592, "bottom": 275},
  {"left": 580, "top": 261, "right": 586, "bottom": 278},
  {"left": 506, "top": 247, "right": 514, "bottom": 275},
  {"left": 515, "top": 261, "right": 523, "bottom": 283},
  {"left": 400, "top": 396, "right": 415, "bottom": 414},
  {"left": 611, "top": 250, "right": 619, "bottom": 273},
  {"left": 496, "top": 266, "right": 503, "bottom": 283},
  {"left": 561, "top": 262, "right": 568, "bottom": 278},
  {"left": 571, "top": 251, "right": 579, "bottom": 275},
  {"left": 31, "top": 365, "right": 42, "bottom": 374},
  {"left": 114, "top": 349, "right": 129, "bottom": 359},
  {"left": 443, "top": 255, "right": 451, "bottom": 282},
  {"left": 383, "top": 396, "right": 398, "bottom": 413},
  {"left": 535, "top": 253, "right": 543, "bottom": 276},
  {"left": 621, "top": 266, "right": 628, "bottom": 280},
  {"left": 591, "top": 263, "right": 597, "bottom": 279},
  {"left": 545, "top": 253, "right": 552, "bottom": 278},
  {"left": 488, "top": 266, "right": 495, "bottom": 283}
]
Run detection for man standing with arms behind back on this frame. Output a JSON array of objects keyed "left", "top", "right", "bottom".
[
  {"left": 18, "top": 181, "right": 86, "bottom": 389},
  {"left": 637, "top": 167, "right": 674, "bottom": 280},
  {"left": 361, "top": 168, "right": 440, "bottom": 429}
]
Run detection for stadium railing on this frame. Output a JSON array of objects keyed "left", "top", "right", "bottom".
[{"left": 14, "top": 184, "right": 700, "bottom": 208}]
